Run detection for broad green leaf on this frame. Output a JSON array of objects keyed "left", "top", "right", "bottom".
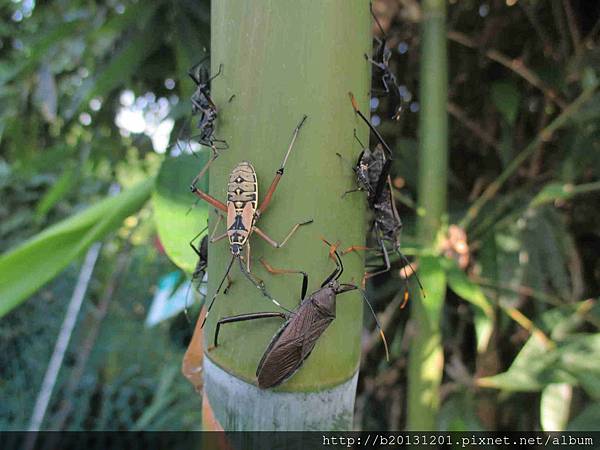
[
  {"left": 152, "top": 153, "right": 209, "bottom": 274},
  {"left": 491, "top": 81, "right": 521, "bottom": 124},
  {"left": 540, "top": 383, "right": 572, "bottom": 431},
  {"left": 0, "top": 179, "right": 153, "bottom": 318}
]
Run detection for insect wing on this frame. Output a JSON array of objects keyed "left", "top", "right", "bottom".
[{"left": 256, "top": 301, "right": 335, "bottom": 388}]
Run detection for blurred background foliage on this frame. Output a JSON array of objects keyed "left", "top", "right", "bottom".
[{"left": 0, "top": 0, "right": 599, "bottom": 432}]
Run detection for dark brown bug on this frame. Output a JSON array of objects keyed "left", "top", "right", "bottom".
[
  {"left": 365, "top": 2, "right": 404, "bottom": 120},
  {"left": 211, "top": 241, "right": 389, "bottom": 389},
  {"left": 343, "top": 93, "right": 423, "bottom": 301},
  {"left": 190, "top": 115, "right": 312, "bottom": 327}
]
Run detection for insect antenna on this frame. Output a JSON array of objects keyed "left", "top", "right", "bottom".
[
  {"left": 201, "top": 254, "right": 235, "bottom": 328},
  {"left": 370, "top": 1, "right": 387, "bottom": 39},
  {"left": 280, "top": 115, "right": 308, "bottom": 171},
  {"left": 396, "top": 249, "right": 426, "bottom": 299},
  {"left": 339, "top": 283, "right": 390, "bottom": 362},
  {"left": 320, "top": 238, "right": 343, "bottom": 286},
  {"left": 349, "top": 92, "right": 393, "bottom": 158}
]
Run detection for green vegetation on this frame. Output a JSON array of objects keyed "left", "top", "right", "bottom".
[{"left": 1, "top": 0, "right": 600, "bottom": 432}]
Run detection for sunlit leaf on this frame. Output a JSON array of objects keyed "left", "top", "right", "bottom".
[
  {"left": 152, "top": 153, "right": 209, "bottom": 274},
  {"left": 0, "top": 179, "right": 153, "bottom": 318},
  {"left": 540, "top": 383, "right": 572, "bottom": 431}
]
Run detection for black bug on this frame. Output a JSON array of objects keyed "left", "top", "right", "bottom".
[
  {"left": 210, "top": 241, "right": 389, "bottom": 389},
  {"left": 343, "top": 93, "right": 424, "bottom": 300},
  {"left": 183, "top": 226, "right": 209, "bottom": 323},
  {"left": 365, "top": 2, "right": 404, "bottom": 120},
  {"left": 187, "top": 59, "right": 229, "bottom": 155},
  {"left": 190, "top": 228, "right": 209, "bottom": 289}
]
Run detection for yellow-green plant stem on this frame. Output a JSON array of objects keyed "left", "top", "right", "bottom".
[
  {"left": 408, "top": 0, "right": 447, "bottom": 431},
  {"left": 202, "top": 0, "right": 371, "bottom": 430}
]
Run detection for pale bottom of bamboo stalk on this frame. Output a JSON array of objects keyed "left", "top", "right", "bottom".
[{"left": 203, "top": 356, "right": 358, "bottom": 431}]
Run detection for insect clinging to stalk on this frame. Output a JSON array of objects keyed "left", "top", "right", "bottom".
[
  {"left": 190, "top": 115, "right": 313, "bottom": 327},
  {"left": 210, "top": 240, "right": 389, "bottom": 389},
  {"left": 365, "top": 2, "right": 404, "bottom": 120},
  {"left": 343, "top": 93, "right": 424, "bottom": 302},
  {"left": 188, "top": 59, "right": 229, "bottom": 153},
  {"left": 183, "top": 226, "right": 210, "bottom": 324}
]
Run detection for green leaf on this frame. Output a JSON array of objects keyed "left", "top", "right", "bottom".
[
  {"left": 531, "top": 181, "right": 600, "bottom": 207},
  {"left": 479, "top": 333, "right": 600, "bottom": 397},
  {"left": 540, "top": 383, "right": 572, "bottom": 431},
  {"left": 34, "top": 165, "right": 77, "bottom": 222},
  {"left": 0, "top": 179, "right": 153, "bottom": 318},
  {"left": 445, "top": 259, "right": 494, "bottom": 351},
  {"left": 478, "top": 334, "right": 569, "bottom": 391},
  {"left": 491, "top": 81, "right": 521, "bottom": 124},
  {"left": 152, "top": 153, "right": 209, "bottom": 273}
]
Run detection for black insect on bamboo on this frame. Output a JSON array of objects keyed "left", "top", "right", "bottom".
[
  {"left": 210, "top": 240, "right": 389, "bottom": 389},
  {"left": 343, "top": 93, "right": 424, "bottom": 303},
  {"left": 188, "top": 59, "right": 229, "bottom": 153},
  {"left": 190, "top": 115, "right": 312, "bottom": 328},
  {"left": 365, "top": 2, "right": 403, "bottom": 120},
  {"left": 183, "top": 226, "right": 209, "bottom": 324}
]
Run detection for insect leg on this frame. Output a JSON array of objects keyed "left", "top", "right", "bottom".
[
  {"left": 188, "top": 56, "right": 210, "bottom": 85},
  {"left": 257, "top": 115, "right": 308, "bottom": 215},
  {"left": 259, "top": 257, "right": 309, "bottom": 300},
  {"left": 207, "top": 63, "right": 223, "bottom": 83},
  {"left": 363, "top": 233, "right": 392, "bottom": 281},
  {"left": 238, "top": 258, "right": 293, "bottom": 313},
  {"left": 190, "top": 186, "right": 227, "bottom": 212},
  {"left": 208, "top": 210, "right": 228, "bottom": 244},
  {"left": 189, "top": 225, "right": 209, "bottom": 257},
  {"left": 201, "top": 255, "right": 236, "bottom": 328},
  {"left": 211, "top": 312, "right": 287, "bottom": 349},
  {"left": 348, "top": 92, "right": 393, "bottom": 157},
  {"left": 253, "top": 219, "right": 313, "bottom": 248},
  {"left": 320, "top": 238, "right": 344, "bottom": 286}
]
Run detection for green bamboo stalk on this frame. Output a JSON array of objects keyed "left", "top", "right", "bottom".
[
  {"left": 202, "top": 0, "right": 371, "bottom": 430},
  {"left": 407, "top": 0, "right": 447, "bottom": 430}
]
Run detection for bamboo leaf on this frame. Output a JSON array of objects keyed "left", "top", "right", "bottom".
[
  {"left": 34, "top": 165, "right": 77, "bottom": 222},
  {"left": 0, "top": 179, "right": 153, "bottom": 318},
  {"left": 152, "top": 153, "right": 209, "bottom": 274}
]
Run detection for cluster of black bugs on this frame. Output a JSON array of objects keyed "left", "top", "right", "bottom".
[{"left": 179, "top": 5, "right": 422, "bottom": 389}]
